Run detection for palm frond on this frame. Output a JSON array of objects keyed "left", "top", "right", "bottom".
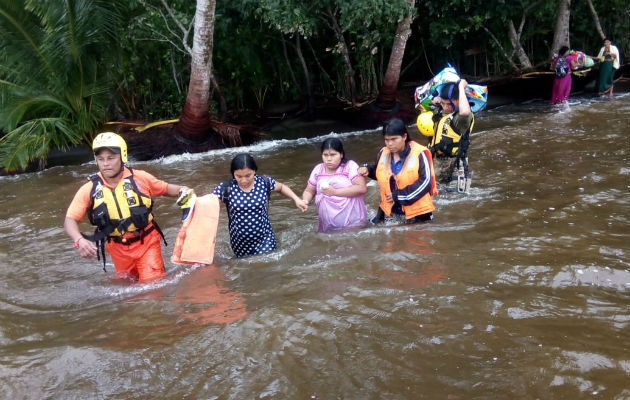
[
  {"left": 0, "top": 118, "right": 83, "bottom": 172},
  {"left": 0, "top": 0, "right": 126, "bottom": 171}
]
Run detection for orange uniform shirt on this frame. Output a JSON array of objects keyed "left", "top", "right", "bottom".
[{"left": 66, "top": 167, "right": 168, "bottom": 222}]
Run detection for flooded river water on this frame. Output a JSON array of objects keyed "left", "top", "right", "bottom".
[{"left": 1, "top": 94, "right": 629, "bottom": 399}]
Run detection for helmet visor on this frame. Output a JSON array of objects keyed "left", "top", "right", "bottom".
[{"left": 94, "top": 146, "right": 121, "bottom": 156}]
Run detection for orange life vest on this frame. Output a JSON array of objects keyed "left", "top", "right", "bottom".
[
  {"left": 172, "top": 194, "right": 220, "bottom": 266},
  {"left": 375, "top": 141, "right": 437, "bottom": 218}
]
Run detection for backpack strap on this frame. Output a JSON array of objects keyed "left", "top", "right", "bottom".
[
  {"left": 220, "top": 178, "right": 235, "bottom": 225},
  {"left": 83, "top": 167, "right": 165, "bottom": 272},
  {"left": 220, "top": 176, "right": 272, "bottom": 224},
  {"left": 261, "top": 175, "right": 273, "bottom": 199},
  {"left": 220, "top": 178, "right": 234, "bottom": 206}
]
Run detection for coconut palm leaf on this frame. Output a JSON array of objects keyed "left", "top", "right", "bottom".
[{"left": 0, "top": 0, "right": 124, "bottom": 172}]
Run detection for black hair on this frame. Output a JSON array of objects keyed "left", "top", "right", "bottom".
[
  {"left": 321, "top": 137, "right": 347, "bottom": 164},
  {"left": 439, "top": 83, "right": 459, "bottom": 100},
  {"left": 230, "top": 153, "right": 258, "bottom": 176},
  {"left": 558, "top": 46, "right": 569, "bottom": 56},
  {"left": 382, "top": 118, "right": 409, "bottom": 142}
]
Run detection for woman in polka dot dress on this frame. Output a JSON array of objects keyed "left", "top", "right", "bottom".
[{"left": 213, "top": 154, "right": 308, "bottom": 258}]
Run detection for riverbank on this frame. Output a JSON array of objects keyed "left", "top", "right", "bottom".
[{"left": 19, "top": 68, "right": 630, "bottom": 171}]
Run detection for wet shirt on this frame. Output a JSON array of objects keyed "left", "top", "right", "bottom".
[
  {"left": 213, "top": 175, "right": 277, "bottom": 258},
  {"left": 307, "top": 160, "right": 367, "bottom": 232}
]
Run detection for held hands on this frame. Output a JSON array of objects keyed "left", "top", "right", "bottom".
[{"left": 294, "top": 198, "right": 308, "bottom": 212}]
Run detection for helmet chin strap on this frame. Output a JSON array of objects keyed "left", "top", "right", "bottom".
[{"left": 116, "top": 161, "right": 125, "bottom": 176}]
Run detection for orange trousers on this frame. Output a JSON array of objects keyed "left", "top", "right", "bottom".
[{"left": 105, "top": 229, "right": 165, "bottom": 282}]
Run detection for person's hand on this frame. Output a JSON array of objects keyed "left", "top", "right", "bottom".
[
  {"left": 458, "top": 79, "right": 468, "bottom": 88},
  {"left": 358, "top": 166, "right": 369, "bottom": 177},
  {"left": 384, "top": 192, "right": 394, "bottom": 204},
  {"left": 176, "top": 187, "right": 195, "bottom": 208},
  {"left": 321, "top": 186, "right": 336, "bottom": 196},
  {"left": 295, "top": 198, "right": 308, "bottom": 212},
  {"left": 76, "top": 237, "right": 97, "bottom": 259}
]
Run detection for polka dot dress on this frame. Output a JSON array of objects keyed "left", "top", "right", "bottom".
[{"left": 213, "top": 175, "right": 276, "bottom": 258}]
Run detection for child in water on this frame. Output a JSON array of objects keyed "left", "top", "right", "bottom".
[
  {"left": 302, "top": 138, "right": 368, "bottom": 232},
  {"left": 213, "top": 153, "right": 307, "bottom": 257}
]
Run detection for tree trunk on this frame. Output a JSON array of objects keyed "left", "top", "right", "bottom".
[
  {"left": 585, "top": 0, "right": 606, "bottom": 40},
  {"left": 507, "top": 20, "right": 533, "bottom": 69},
  {"left": 295, "top": 35, "right": 315, "bottom": 120},
  {"left": 550, "top": 0, "right": 571, "bottom": 59},
  {"left": 325, "top": 5, "right": 357, "bottom": 103},
  {"left": 375, "top": 0, "right": 415, "bottom": 108},
  {"left": 176, "top": 0, "right": 216, "bottom": 142},
  {"left": 281, "top": 33, "right": 300, "bottom": 90},
  {"left": 483, "top": 26, "right": 521, "bottom": 73}
]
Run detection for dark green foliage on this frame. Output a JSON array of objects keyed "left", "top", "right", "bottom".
[
  {"left": 0, "top": 0, "right": 125, "bottom": 171},
  {"left": 1, "top": 0, "right": 628, "bottom": 169}
]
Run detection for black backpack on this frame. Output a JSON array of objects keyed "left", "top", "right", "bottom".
[{"left": 555, "top": 56, "right": 569, "bottom": 77}]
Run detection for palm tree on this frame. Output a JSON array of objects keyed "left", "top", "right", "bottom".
[
  {"left": 0, "top": 0, "right": 123, "bottom": 172},
  {"left": 176, "top": 0, "right": 216, "bottom": 142}
]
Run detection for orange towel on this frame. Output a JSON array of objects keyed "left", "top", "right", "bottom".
[{"left": 171, "top": 194, "right": 220, "bottom": 265}]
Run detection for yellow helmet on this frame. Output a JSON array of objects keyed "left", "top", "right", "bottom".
[
  {"left": 92, "top": 132, "right": 127, "bottom": 163},
  {"left": 417, "top": 111, "right": 435, "bottom": 137}
]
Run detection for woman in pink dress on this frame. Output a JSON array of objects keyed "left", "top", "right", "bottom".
[
  {"left": 551, "top": 46, "right": 578, "bottom": 104},
  {"left": 302, "top": 138, "right": 368, "bottom": 232}
]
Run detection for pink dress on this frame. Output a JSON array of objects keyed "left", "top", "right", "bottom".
[
  {"left": 308, "top": 160, "right": 368, "bottom": 232},
  {"left": 551, "top": 54, "right": 576, "bottom": 104}
]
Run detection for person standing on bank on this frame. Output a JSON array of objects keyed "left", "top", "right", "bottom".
[
  {"left": 213, "top": 153, "right": 308, "bottom": 258},
  {"left": 302, "top": 138, "right": 368, "bottom": 232},
  {"left": 423, "top": 79, "right": 474, "bottom": 193},
  {"left": 551, "top": 46, "right": 578, "bottom": 104},
  {"left": 358, "top": 118, "right": 437, "bottom": 224},
  {"left": 594, "top": 38, "right": 620, "bottom": 97},
  {"left": 64, "top": 132, "right": 192, "bottom": 282}
]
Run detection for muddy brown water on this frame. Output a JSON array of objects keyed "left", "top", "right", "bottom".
[{"left": 0, "top": 95, "right": 628, "bottom": 399}]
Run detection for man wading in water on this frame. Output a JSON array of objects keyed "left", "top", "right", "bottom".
[
  {"left": 64, "top": 132, "right": 193, "bottom": 282},
  {"left": 428, "top": 79, "right": 474, "bottom": 193}
]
